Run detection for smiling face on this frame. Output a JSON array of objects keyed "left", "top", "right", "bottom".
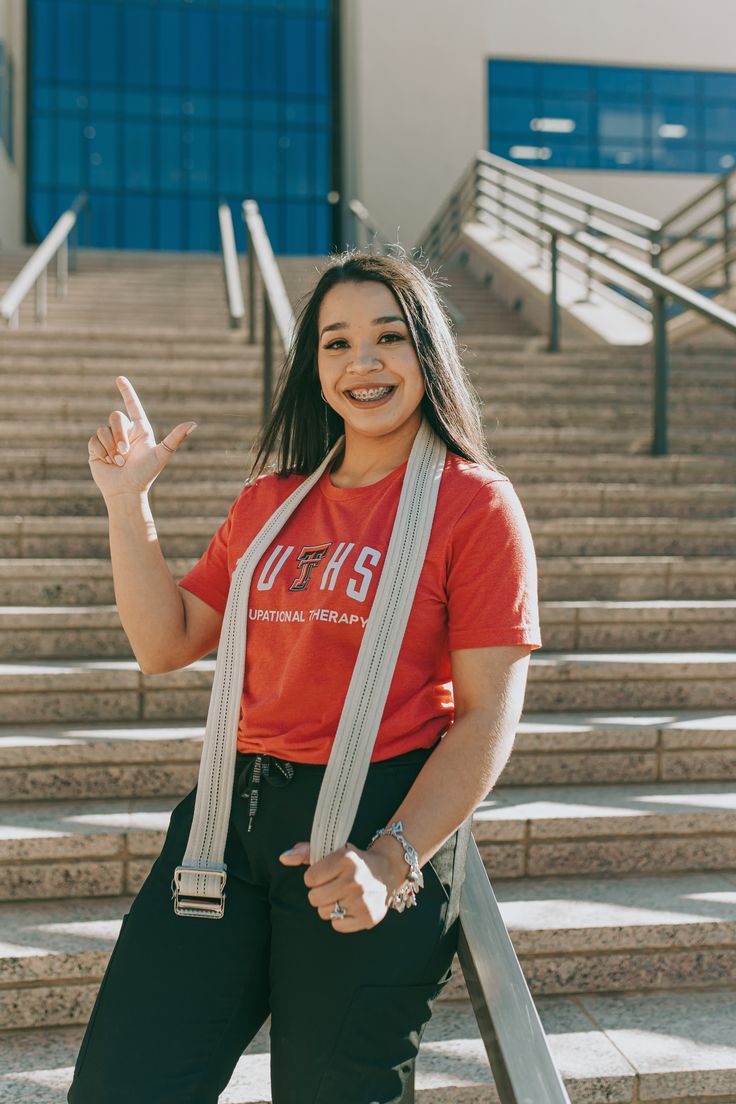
[{"left": 316, "top": 279, "right": 425, "bottom": 443}]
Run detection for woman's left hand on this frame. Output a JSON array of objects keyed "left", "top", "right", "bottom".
[{"left": 278, "top": 841, "right": 398, "bottom": 932}]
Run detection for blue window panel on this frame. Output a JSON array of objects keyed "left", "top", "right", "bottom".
[
  {"left": 88, "top": 89, "right": 118, "bottom": 114},
  {"left": 541, "top": 140, "right": 595, "bottom": 168},
  {"left": 649, "top": 103, "right": 698, "bottom": 141},
  {"left": 598, "top": 104, "right": 647, "bottom": 141},
  {"left": 157, "top": 196, "right": 184, "bottom": 250},
  {"left": 89, "top": 193, "right": 118, "bottom": 248},
  {"left": 259, "top": 199, "right": 283, "bottom": 251},
  {"left": 58, "top": 116, "right": 83, "bottom": 188},
  {"left": 704, "top": 147, "right": 736, "bottom": 173},
  {"left": 314, "top": 199, "right": 330, "bottom": 253},
  {"left": 123, "top": 194, "right": 153, "bottom": 249},
  {"left": 489, "top": 60, "right": 538, "bottom": 91},
  {"left": 286, "top": 200, "right": 311, "bottom": 252},
  {"left": 32, "top": 114, "right": 53, "bottom": 186},
  {"left": 56, "top": 88, "right": 86, "bottom": 113},
  {"left": 159, "top": 122, "right": 183, "bottom": 192},
  {"left": 251, "top": 127, "right": 279, "bottom": 196},
  {"left": 650, "top": 69, "right": 698, "bottom": 99},
  {"left": 122, "top": 6, "right": 152, "bottom": 87},
  {"left": 187, "top": 10, "right": 212, "bottom": 91},
  {"left": 158, "top": 94, "right": 183, "bottom": 119},
  {"left": 705, "top": 104, "right": 736, "bottom": 143},
  {"left": 181, "top": 94, "right": 214, "bottom": 120},
  {"left": 56, "top": 1, "right": 84, "bottom": 83},
  {"left": 284, "top": 101, "right": 314, "bottom": 125},
  {"left": 29, "top": 188, "right": 54, "bottom": 239},
  {"left": 252, "top": 97, "right": 280, "bottom": 124},
  {"left": 541, "top": 63, "right": 591, "bottom": 96},
  {"left": 217, "top": 125, "right": 246, "bottom": 193},
  {"left": 539, "top": 96, "right": 592, "bottom": 138},
  {"left": 158, "top": 10, "right": 182, "bottom": 89},
  {"left": 703, "top": 72, "right": 736, "bottom": 100},
  {"left": 283, "top": 130, "right": 311, "bottom": 197},
  {"left": 651, "top": 144, "right": 700, "bottom": 172},
  {"left": 33, "top": 83, "right": 55, "bottom": 111},
  {"left": 123, "top": 121, "right": 152, "bottom": 190},
  {"left": 88, "top": 120, "right": 118, "bottom": 189},
  {"left": 251, "top": 15, "right": 280, "bottom": 95},
  {"left": 124, "top": 91, "right": 154, "bottom": 116},
  {"left": 216, "top": 11, "right": 246, "bottom": 94},
  {"left": 599, "top": 143, "right": 646, "bottom": 170},
  {"left": 284, "top": 17, "right": 311, "bottom": 97},
  {"left": 187, "top": 123, "right": 212, "bottom": 193},
  {"left": 89, "top": 4, "right": 119, "bottom": 85},
  {"left": 595, "top": 66, "right": 644, "bottom": 98},
  {"left": 31, "top": 1, "right": 55, "bottom": 81},
  {"left": 188, "top": 197, "right": 215, "bottom": 251},
  {"left": 217, "top": 95, "right": 246, "bottom": 123},
  {"left": 313, "top": 128, "right": 329, "bottom": 195},
  {"left": 489, "top": 93, "right": 537, "bottom": 135},
  {"left": 313, "top": 16, "right": 330, "bottom": 98}
]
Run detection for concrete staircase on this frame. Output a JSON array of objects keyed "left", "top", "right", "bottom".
[{"left": 0, "top": 249, "right": 735, "bottom": 1103}]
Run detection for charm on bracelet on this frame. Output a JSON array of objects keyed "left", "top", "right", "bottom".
[{"left": 367, "top": 820, "right": 424, "bottom": 912}]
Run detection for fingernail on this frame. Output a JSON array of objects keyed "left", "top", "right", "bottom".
[
  {"left": 118, "top": 441, "right": 129, "bottom": 454},
  {"left": 280, "top": 849, "right": 297, "bottom": 858},
  {"left": 113, "top": 455, "right": 125, "bottom": 466},
  {"left": 184, "top": 423, "right": 198, "bottom": 437}
]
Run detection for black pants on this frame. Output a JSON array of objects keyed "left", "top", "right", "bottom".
[{"left": 66, "top": 741, "right": 473, "bottom": 1104}]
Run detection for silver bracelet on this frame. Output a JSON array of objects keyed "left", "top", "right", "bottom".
[{"left": 367, "top": 820, "right": 424, "bottom": 912}]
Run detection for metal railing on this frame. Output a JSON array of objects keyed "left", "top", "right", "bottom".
[
  {"left": 659, "top": 168, "right": 736, "bottom": 293},
  {"left": 242, "top": 199, "right": 295, "bottom": 426},
  {"left": 217, "top": 202, "right": 245, "bottom": 329},
  {"left": 0, "top": 191, "right": 89, "bottom": 327},
  {"left": 415, "top": 150, "right": 736, "bottom": 455},
  {"left": 349, "top": 198, "right": 393, "bottom": 253}
]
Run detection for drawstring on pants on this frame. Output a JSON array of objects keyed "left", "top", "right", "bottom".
[{"left": 237, "top": 754, "right": 295, "bottom": 832}]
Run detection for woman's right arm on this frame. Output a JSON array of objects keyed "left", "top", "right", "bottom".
[
  {"left": 88, "top": 375, "right": 222, "bottom": 674},
  {"left": 105, "top": 491, "right": 223, "bottom": 674}
]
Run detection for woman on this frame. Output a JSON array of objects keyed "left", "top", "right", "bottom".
[{"left": 70, "top": 250, "right": 542, "bottom": 1103}]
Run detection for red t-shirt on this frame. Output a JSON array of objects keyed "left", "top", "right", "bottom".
[{"left": 176, "top": 449, "right": 542, "bottom": 764}]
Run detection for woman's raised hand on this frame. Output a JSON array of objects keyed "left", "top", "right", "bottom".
[{"left": 87, "top": 375, "right": 197, "bottom": 500}]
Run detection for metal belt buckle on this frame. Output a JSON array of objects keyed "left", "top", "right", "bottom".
[{"left": 171, "top": 863, "right": 227, "bottom": 919}]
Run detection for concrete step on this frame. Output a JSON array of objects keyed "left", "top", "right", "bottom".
[
  {"left": 0, "top": 418, "right": 732, "bottom": 455},
  {"left": 0, "top": 651, "right": 735, "bottom": 720},
  {"left": 2, "top": 985, "right": 735, "bottom": 1102},
  {"left": 1, "top": 556, "right": 734, "bottom": 608},
  {"left": 1, "top": 448, "right": 735, "bottom": 486},
  {"left": 0, "top": 779, "right": 733, "bottom": 903},
  {"left": 2, "top": 480, "right": 733, "bottom": 520},
  {"left": 1, "top": 514, "right": 734, "bottom": 559},
  {"left": 0, "top": 710, "right": 733, "bottom": 802},
  {"left": 0, "top": 868, "right": 734, "bottom": 1036},
  {"left": 1, "top": 599, "right": 735, "bottom": 659}
]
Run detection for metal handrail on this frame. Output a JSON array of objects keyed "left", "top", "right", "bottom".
[
  {"left": 0, "top": 191, "right": 89, "bottom": 327},
  {"left": 217, "top": 203, "right": 245, "bottom": 329},
  {"left": 348, "top": 198, "right": 392, "bottom": 252},
  {"left": 241, "top": 198, "right": 295, "bottom": 425},
  {"left": 659, "top": 168, "right": 735, "bottom": 290},
  {"left": 542, "top": 211, "right": 736, "bottom": 454}
]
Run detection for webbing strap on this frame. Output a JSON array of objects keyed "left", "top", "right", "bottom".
[{"left": 172, "top": 415, "right": 447, "bottom": 916}]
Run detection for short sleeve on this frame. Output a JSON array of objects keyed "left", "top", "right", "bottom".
[
  {"left": 176, "top": 489, "right": 244, "bottom": 615},
  {"left": 445, "top": 478, "right": 542, "bottom": 651}
]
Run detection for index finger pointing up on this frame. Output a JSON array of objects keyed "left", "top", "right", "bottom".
[{"left": 115, "top": 376, "right": 150, "bottom": 426}]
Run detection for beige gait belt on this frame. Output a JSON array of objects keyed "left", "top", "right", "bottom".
[{"left": 172, "top": 415, "right": 447, "bottom": 918}]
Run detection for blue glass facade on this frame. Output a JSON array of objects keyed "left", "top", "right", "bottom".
[
  {"left": 488, "top": 59, "right": 736, "bottom": 174},
  {"left": 28, "top": 0, "right": 334, "bottom": 252}
]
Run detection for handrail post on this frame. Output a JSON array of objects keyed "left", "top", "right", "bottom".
[
  {"left": 650, "top": 226, "right": 662, "bottom": 272},
  {"left": 548, "top": 232, "right": 560, "bottom": 353},
  {"left": 262, "top": 288, "right": 273, "bottom": 427},
  {"left": 497, "top": 171, "right": 507, "bottom": 239},
  {"left": 536, "top": 185, "right": 545, "bottom": 267},
  {"left": 35, "top": 268, "right": 47, "bottom": 325},
  {"left": 652, "top": 291, "right": 669, "bottom": 456},
  {"left": 247, "top": 223, "right": 256, "bottom": 344},
  {"left": 69, "top": 218, "right": 79, "bottom": 274},
  {"left": 722, "top": 176, "right": 732, "bottom": 291},
  {"left": 583, "top": 204, "right": 593, "bottom": 302},
  {"left": 56, "top": 238, "right": 68, "bottom": 299}
]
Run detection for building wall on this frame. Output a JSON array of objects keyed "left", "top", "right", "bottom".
[
  {"left": 0, "top": 0, "right": 26, "bottom": 251},
  {"left": 346, "top": 0, "right": 736, "bottom": 246}
]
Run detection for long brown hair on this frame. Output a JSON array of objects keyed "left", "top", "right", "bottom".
[{"left": 246, "top": 247, "right": 499, "bottom": 482}]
